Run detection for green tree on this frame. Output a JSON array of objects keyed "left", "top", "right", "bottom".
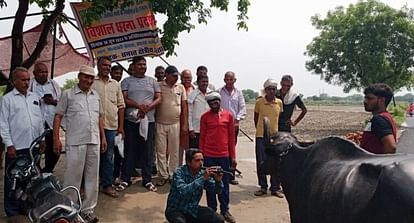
[
  {"left": 0, "top": 0, "right": 249, "bottom": 85},
  {"left": 61, "top": 78, "right": 78, "bottom": 91},
  {"left": 242, "top": 89, "right": 258, "bottom": 103},
  {"left": 0, "top": 85, "right": 5, "bottom": 96},
  {"left": 305, "top": 0, "right": 414, "bottom": 93}
]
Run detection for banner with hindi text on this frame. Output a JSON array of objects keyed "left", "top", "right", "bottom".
[{"left": 70, "top": 1, "right": 164, "bottom": 62}]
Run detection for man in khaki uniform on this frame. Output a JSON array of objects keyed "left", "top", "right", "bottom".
[
  {"left": 92, "top": 56, "right": 125, "bottom": 198},
  {"left": 156, "top": 65, "right": 188, "bottom": 186},
  {"left": 53, "top": 65, "right": 107, "bottom": 223}
]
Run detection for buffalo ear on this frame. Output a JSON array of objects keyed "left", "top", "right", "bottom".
[{"left": 263, "top": 117, "right": 271, "bottom": 148}]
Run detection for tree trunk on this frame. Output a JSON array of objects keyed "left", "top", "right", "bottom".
[
  {"left": 6, "top": 0, "right": 65, "bottom": 92},
  {"left": 6, "top": 0, "right": 29, "bottom": 92},
  {"left": 22, "top": 0, "right": 65, "bottom": 68}
]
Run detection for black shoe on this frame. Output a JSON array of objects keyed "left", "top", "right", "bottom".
[
  {"left": 156, "top": 178, "right": 168, "bottom": 187},
  {"left": 229, "top": 180, "right": 239, "bottom": 185},
  {"left": 221, "top": 211, "right": 236, "bottom": 223}
]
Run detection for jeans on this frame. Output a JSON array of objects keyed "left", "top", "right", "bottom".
[
  {"left": 204, "top": 157, "right": 230, "bottom": 213},
  {"left": 165, "top": 206, "right": 225, "bottom": 223},
  {"left": 189, "top": 133, "right": 200, "bottom": 149},
  {"left": 121, "top": 120, "right": 155, "bottom": 186},
  {"left": 113, "top": 145, "right": 123, "bottom": 180},
  {"left": 4, "top": 149, "right": 29, "bottom": 216},
  {"left": 100, "top": 129, "right": 116, "bottom": 188},
  {"left": 255, "top": 137, "right": 280, "bottom": 192}
]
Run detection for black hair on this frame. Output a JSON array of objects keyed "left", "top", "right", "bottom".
[
  {"left": 196, "top": 65, "right": 208, "bottom": 73},
  {"left": 281, "top": 74, "right": 293, "bottom": 83},
  {"left": 111, "top": 65, "right": 123, "bottom": 72},
  {"left": 196, "top": 74, "right": 208, "bottom": 84},
  {"left": 185, "top": 149, "right": 203, "bottom": 163},
  {"left": 155, "top": 66, "right": 164, "bottom": 71},
  {"left": 363, "top": 83, "right": 394, "bottom": 107},
  {"left": 132, "top": 56, "right": 146, "bottom": 64}
]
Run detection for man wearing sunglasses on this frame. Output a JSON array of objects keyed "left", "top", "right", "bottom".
[{"left": 165, "top": 149, "right": 225, "bottom": 223}]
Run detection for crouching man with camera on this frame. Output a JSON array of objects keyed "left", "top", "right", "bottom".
[{"left": 165, "top": 149, "right": 225, "bottom": 223}]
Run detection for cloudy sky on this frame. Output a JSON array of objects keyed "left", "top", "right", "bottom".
[{"left": 0, "top": 0, "right": 412, "bottom": 96}]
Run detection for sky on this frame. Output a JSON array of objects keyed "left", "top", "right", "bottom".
[{"left": 0, "top": 0, "right": 413, "bottom": 97}]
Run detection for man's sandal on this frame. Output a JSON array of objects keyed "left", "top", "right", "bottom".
[
  {"left": 254, "top": 189, "right": 267, "bottom": 196},
  {"left": 145, "top": 182, "right": 157, "bottom": 192},
  {"left": 156, "top": 178, "right": 169, "bottom": 187},
  {"left": 115, "top": 181, "right": 130, "bottom": 192},
  {"left": 102, "top": 187, "right": 119, "bottom": 198}
]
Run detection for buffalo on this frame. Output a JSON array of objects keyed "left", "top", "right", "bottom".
[{"left": 263, "top": 118, "right": 414, "bottom": 223}]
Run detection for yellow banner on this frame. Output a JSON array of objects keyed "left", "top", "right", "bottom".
[{"left": 70, "top": 1, "right": 164, "bottom": 61}]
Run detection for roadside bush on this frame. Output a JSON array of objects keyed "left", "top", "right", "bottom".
[
  {"left": 389, "top": 104, "right": 406, "bottom": 125},
  {"left": 0, "top": 85, "right": 5, "bottom": 96}
]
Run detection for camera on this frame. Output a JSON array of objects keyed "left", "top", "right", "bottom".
[
  {"left": 201, "top": 166, "right": 233, "bottom": 176},
  {"left": 209, "top": 166, "right": 224, "bottom": 174}
]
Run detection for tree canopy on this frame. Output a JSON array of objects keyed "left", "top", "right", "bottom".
[
  {"left": 242, "top": 89, "right": 259, "bottom": 103},
  {"left": 305, "top": 0, "right": 414, "bottom": 93},
  {"left": 0, "top": 0, "right": 249, "bottom": 85},
  {"left": 61, "top": 78, "right": 78, "bottom": 91}
]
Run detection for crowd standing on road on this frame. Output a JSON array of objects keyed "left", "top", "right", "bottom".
[{"left": 0, "top": 55, "right": 400, "bottom": 223}]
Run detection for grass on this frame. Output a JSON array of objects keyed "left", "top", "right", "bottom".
[
  {"left": 0, "top": 85, "right": 5, "bottom": 96},
  {"left": 389, "top": 103, "right": 407, "bottom": 125}
]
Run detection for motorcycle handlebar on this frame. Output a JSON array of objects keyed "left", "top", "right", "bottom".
[{"left": 29, "top": 129, "right": 51, "bottom": 166}]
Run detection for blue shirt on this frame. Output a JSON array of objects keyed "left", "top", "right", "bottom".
[{"left": 165, "top": 165, "right": 223, "bottom": 218}]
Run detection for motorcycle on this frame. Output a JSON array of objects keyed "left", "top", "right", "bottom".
[{"left": 7, "top": 129, "right": 84, "bottom": 223}]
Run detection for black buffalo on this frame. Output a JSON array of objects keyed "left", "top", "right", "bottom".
[{"left": 263, "top": 118, "right": 414, "bottom": 223}]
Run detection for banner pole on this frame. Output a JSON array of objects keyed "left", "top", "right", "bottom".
[{"left": 50, "top": 21, "right": 57, "bottom": 79}]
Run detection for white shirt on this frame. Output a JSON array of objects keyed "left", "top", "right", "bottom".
[
  {"left": 219, "top": 86, "right": 247, "bottom": 121},
  {"left": 188, "top": 88, "right": 210, "bottom": 133},
  {"left": 29, "top": 78, "right": 61, "bottom": 128},
  {"left": 0, "top": 89, "right": 44, "bottom": 150}
]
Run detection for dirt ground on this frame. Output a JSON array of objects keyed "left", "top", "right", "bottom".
[{"left": 0, "top": 105, "right": 370, "bottom": 223}]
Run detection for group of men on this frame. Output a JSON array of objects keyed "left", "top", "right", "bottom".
[
  {"left": 0, "top": 56, "right": 247, "bottom": 223},
  {"left": 0, "top": 54, "right": 400, "bottom": 223}
]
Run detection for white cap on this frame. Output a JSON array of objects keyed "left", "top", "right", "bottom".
[
  {"left": 79, "top": 65, "right": 96, "bottom": 77},
  {"left": 205, "top": 91, "right": 221, "bottom": 102},
  {"left": 263, "top": 79, "right": 277, "bottom": 89}
]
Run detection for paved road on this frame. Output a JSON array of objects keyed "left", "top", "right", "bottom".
[{"left": 0, "top": 137, "right": 291, "bottom": 223}]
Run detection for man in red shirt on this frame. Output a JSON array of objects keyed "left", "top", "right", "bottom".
[
  {"left": 360, "top": 83, "right": 397, "bottom": 154},
  {"left": 200, "top": 92, "right": 237, "bottom": 223}
]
